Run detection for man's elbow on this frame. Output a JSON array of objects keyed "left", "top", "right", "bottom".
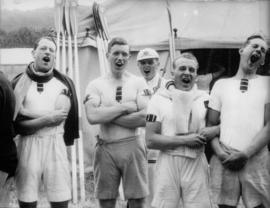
[
  {"left": 86, "top": 115, "right": 99, "bottom": 125},
  {"left": 146, "top": 136, "right": 156, "bottom": 149}
]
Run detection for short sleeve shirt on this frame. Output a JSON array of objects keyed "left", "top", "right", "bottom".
[{"left": 208, "top": 76, "right": 270, "bottom": 151}]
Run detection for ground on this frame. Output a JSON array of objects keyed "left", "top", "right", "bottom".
[
  {"left": 4, "top": 170, "right": 245, "bottom": 208},
  {"left": 4, "top": 171, "right": 129, "bottom": 208}
]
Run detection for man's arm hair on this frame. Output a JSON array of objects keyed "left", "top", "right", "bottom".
[
  {"left": 84, "top": 102, "right": 128, "bottom": 125},
  {"left": 112, "top": 109, "right": 146, "bottom": 128}
]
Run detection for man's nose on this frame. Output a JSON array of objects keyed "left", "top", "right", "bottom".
[{"left": 117, "top": 53, "right": 124, "bottom": 59}]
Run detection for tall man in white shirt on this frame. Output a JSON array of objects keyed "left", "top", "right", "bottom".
[{"left": 208, "top": 34, "right": 270, "bottom": 208}]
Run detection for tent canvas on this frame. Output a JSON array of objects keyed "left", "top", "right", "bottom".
[{"left": 76, "top": 0, "right": 270, "bottom": 50}]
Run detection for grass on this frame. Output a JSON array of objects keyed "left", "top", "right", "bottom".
[{"left": 3, "top": 171, "right": 129, "bottom": 208}]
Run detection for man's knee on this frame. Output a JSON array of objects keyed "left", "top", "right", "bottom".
[
  {"left": 128, "top": 198, "right": 146, "bottom": 208},
  {"left": 99, "top": 199, "right": 116, "bottom": 208},
  {"left": 18, "top": 201, "right": 37, "bottom": 208},
  {"left": 50, "top": 200, "right": 69, "bottom": 208}
]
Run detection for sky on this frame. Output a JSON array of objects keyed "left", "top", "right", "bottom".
[{"left": 1, "top": 0, "right": 93, "bottom": 11}]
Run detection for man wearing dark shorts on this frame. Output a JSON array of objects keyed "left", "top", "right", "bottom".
[{"left": 84, "top": 37, "right": 149, "bottom": 208}]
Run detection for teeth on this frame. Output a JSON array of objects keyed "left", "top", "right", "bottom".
[{"left": 43, "top": 57, "right": 50, "bottom": 62}]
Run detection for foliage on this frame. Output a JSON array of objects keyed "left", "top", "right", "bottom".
[{"left": 0, "top": 27, "right": 54, "bottom": 48}]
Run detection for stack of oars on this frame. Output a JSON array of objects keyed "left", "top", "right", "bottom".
[
  {"left": 92, "top": 1, "right": 110, "bottom": 76},
  {"left": 54, "top": 0, "right": 85, "bottom": 205}
]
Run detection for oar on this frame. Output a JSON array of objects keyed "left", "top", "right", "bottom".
[
  {"left": 54, "top": 0, "right": 64, "bottom": 71},
  {"left": 70, "top": 0, "right": 86, "bottom": 203}
]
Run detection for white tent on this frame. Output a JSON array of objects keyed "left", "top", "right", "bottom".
[{"left": 76, "top": 0, "right": 270, "bottom": 50}]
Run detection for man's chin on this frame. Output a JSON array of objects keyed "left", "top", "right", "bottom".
[{"left": 181, "top": 82, "right": 194, "bottom": 91}]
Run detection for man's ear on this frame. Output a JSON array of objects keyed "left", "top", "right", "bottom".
[
  {"left": 31, "top": 50, "right": 35, "bottom": 59},
  {"left": 239, "top": 48, "right": 243, "bottom": 55}
]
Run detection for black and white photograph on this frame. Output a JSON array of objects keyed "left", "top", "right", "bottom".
[{"left": 0, "top": 0, "right": 269, "bottom": 208}]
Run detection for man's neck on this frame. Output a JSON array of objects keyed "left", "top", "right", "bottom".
[
  {"left": 33, "top": 64, "right": 51, "bottom": 74},
  {"left": 235, "top": 67, "right": 257, "bottom": 79},
  {"left": 174, "top": 83, "right": 193, "bottom": 92},
  {"left": 110, "top": 71, "right": 125, "bottom": 80}
]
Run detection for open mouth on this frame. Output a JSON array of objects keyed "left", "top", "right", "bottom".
[
  {"left": 115, "top": 60, "right": 124, "bottom": 68},
  {"left": 143, "top": 70, "right": 150, "bottom": 75},
  {"left": 249, "top": 53, "right": 261, "bottom": 65},
  {"left": 43, "top": 56, "right": 50, "bottom": 63},
  {"left": 182, "top": 76, "right": 191, "bottom": 84}
]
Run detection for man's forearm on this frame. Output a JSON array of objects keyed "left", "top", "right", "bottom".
[
  {"left": 85, "top": 104, "right": 126, "bottom": 125},
  {"left": 16, "top": 117, "right": 50, "bottom": 135},
  {"left": 146, "top": 134, "right": 187, "bottom": 150},
  {"left": 112, "top": 109, "right": 146, "bottom": 128},
  {"left": 211, "top": 137, "right": 225, "bottom": 156}
]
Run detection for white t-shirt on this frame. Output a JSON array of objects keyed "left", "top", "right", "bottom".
[
  {"left": 147, "top": 88, "right": 209, "bottom": 158},
  {"left": 85, "top": 72, "right": 149, "bottom": 142},
  {"left": 145, "top": 74, "right": 167, "bottom": 95},
  {"left": 23, "top": 77, "right": 68, "bottom": 136},
  {"left": 208, "top": 76, "right": 270, "bottom": 151}
]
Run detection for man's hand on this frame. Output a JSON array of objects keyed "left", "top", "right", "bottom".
[
  {"left": 181, "top": 133, "right": 207, "bottom": 148},
  {"left": 216, "top": 151, "right": 230, "bottom": 163},
  {"left": 199, "top": 126, "right": 219, "bottom": 141},
  {"left": 44, "top": 109, "right": 68, "bottom": 127},
  {"left": 121, "top": 101, "right": 138, "bottom": 114},
  {"left": 222, "top": 151, "right": 248, "bottom": 171}
]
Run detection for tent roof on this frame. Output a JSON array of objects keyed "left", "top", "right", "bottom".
[{"left": 77, "top": 0, "right": 270, "bottom": 50}]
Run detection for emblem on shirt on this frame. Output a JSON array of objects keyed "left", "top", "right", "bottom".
[{"left": 146, "top": 114, "right": 157, "bottom": 122}]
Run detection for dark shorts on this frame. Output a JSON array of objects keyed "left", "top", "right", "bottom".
[{"left": 94, "top": 137, "right": 149, "bottom": 200}]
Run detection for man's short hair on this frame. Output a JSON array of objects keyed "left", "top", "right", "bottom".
[
  {"left": 107, "top": 37, "right": 129, "bottom": 52},
  {"left": 243, "top": 33, "right": 267, "bottom": 48},
  {"left": 173, "top": 52, "right": 199, "bottom": 69},
  {"left": 33, "top": 36, "right": 57, "bottom": 50}
]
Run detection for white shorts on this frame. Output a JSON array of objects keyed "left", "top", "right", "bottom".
[
  {"left": 152, "top": 153, "right": 213, "bottom": 208},
  {"left": 210, "top": 147, "right": 270, "bottom": 208},
  {"left": 16, "top": 133, "right": 71, "bottom": 202}
]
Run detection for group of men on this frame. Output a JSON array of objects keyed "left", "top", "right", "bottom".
[
  {"left": 84, "top": 34, "right": 270, "bottom": 208},
  {"left": 0, "top": 33, "right": 269, "bottom": 208}
]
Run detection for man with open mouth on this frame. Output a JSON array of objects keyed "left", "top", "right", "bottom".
[
  {"left": 136, "top": 48, "right": 168, "bottom": 207},
  {"left": 208, "top": 34, "right": 270, "bottom": 208},
  {"left": 84, "top": 37, "right": 149, "bottom": 208},
  {"left": 146, "top": 52, "right": 217, "bottom": 208},
  {"left": 12, "top": 36, "right": 79, "bottom": 208}
]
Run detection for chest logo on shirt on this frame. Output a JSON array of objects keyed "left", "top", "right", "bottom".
[
  {"left": 37, "top": 83, "right": 44, "bottom": 93},
  {"left": 115, "top": 86, "right": 122, "bottom": 103},
  {"left": 240, "top": 78, "right": 248, "bottom": 93},
  {"left": 146, "top": 114, "right": 157, "bottom": 122}
]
